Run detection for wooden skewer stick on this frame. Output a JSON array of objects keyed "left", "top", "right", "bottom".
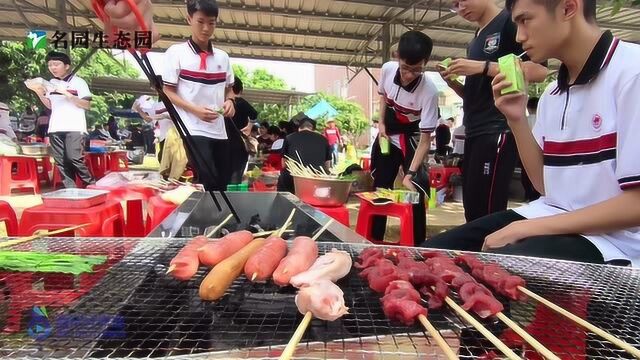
[
  {"left": 278, "top": 219, "right": 335, "bottom": 360},
  {"left": 0, "top": 223, "right": 91, "bottom": 249},
  {"left": 311, "top": 219, "right": 334, "bottom": 241},
  {"left": 204, "top": 214, "right": 234, "bottom": 238},
  {"left": 253, "top": 230, "right": 294, "bottom": 238},
  {"left": 417, "top": 314, "right": 459, "bottom": 360},
  {"left": 495, "top": 312, "right": 560, "bottom": 360},
  {"left": 166, "top": 265, "right": 176, "bottom": 274},
  {"left": 443, "top": 296, "right": 522, "bottom": 360},
  {"left": 279, "top": 311, "right": 312, "bottom": 360},
  {"left": 519, "top": 286, "right": 640, "bottom": 359}
]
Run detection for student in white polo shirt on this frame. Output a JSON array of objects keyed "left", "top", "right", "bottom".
[
  {"left": 162, "top": 0, "right": 246, "bottom": 191},
  {"left": 371, "top": 31, "right": 439, "bottom": 245},
  {"left": 30, "top": 51, "right": 94, "bottom": 188},
  {"left": 425, "top": 0, "right": 640, "bottom": 266}
]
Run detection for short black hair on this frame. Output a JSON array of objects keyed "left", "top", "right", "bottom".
[
  {"left": 187, "top": 0, "right": 219, "bottom": 17},
  {"left": 260, "top": 121, "right": 269, "bottom": 129},
  {"left": 397, "top": 31, "right": 433, "bottom": 65},
  {"left": 267, "top": 125, "right": 281, "bottom": 136},
  {"left": 232, "top": 77, "right": 243, "bottom": 95},
  {"left": 506, "top": 0, "right": 596, "bottom": 22},
  {"left": 527, "top": 97, "right": 539, "bottom": 111},
  {"left": 299, "top": 118, "right": 316, "bottom": 130},
  {"left": 46, "top": 51, "right": 71, "bottom": 65}
]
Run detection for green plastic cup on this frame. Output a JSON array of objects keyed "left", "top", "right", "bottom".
[
  {"left": 379, "top": 137, "right": 390, "bottom": 155},
  {"left": 239, "top": 183, "right": 249, "bottom": 192},
  {"left": 498, "top": 54, "right": 526, "bottom": 95}
]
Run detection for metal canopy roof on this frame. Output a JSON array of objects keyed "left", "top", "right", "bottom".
[
  {"left": 0, "top": 0, "right": 638, "bottom": 76},
  {"left": 91, "top": 76, "right": 311, "bottom": 105}
]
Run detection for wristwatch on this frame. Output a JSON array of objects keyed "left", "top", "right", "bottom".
[{"left": 406, "top": 170, "right": 417, "bottom": 177}]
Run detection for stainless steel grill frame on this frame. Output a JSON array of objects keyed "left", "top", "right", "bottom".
[{"left": 0, "top": 238, "right": 638, "bottom": 359}]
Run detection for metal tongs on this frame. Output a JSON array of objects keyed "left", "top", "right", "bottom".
[{"left": 90, "top": 0, "right": 240, "bottom": 222}]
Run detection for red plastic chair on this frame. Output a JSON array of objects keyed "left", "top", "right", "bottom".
[
  {"left": 84, "top": 152, "right": 109, "bottom": 180},
  {"left": 107, "top": 151, "right": 129, "bottom": 172},
  {"left": 0, "top": 200, "right": 19, "bottom": 236},
  {"left": 146, "top": 195, "right": 178, "bottom": 234},
  {"left": 52, "top": 166, "right": 84, "bottom": 189},
  {"left": 88, "top": 185, "right": 158, "bottom": 237},
  {"left": 0, "top": 155, "right": 40, "bottom": 195},
  {"left": 19, "top": 201, "right": 124, "bottom": 237},
  {"left": 429, "top": 166, "right": 461, "bottom": 190},
  {"left": 314, "top": 205, "right": 350, "bottom": 227},
  {"left": 355, "top": 198, "right": 414, "bottom": 246}
]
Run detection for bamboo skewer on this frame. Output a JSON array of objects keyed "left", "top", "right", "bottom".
[
  {"left": 519, "top": 286, "right": 640, "bottom": 359},
  {"left": 0, "top": 223, "right": 91, "bottom": 249},
  {"left": 279, "top": 311, "right": 312, "bottom": 360},
  {"left": 417, "top": 314, "right": 459, "bottom": 360},
  {"left": 494, "top": 312, "right": 560, "bottom": 360},
  {"left": 442, "top": 296, "right": 522, "bottom": 360},
  {"left": 204, "top": 214, "right": 234, "bottom": 238},
  {"left": 278, "top": 220, "right": 335, "bottom": 360}
]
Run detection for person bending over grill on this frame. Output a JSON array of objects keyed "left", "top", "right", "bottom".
[
  {"left": 425, "top": 0, "right": 640, "bottom": 267},
  {"left": 370, "top": 30, "right": 440, "bottom": 245},
  {"left": 162, "top": 0, "right": 246, "bottom": 191}
]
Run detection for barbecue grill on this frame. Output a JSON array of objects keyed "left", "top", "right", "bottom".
[{"left": 1, "top": 237, "right": 639, "bottom": 359}]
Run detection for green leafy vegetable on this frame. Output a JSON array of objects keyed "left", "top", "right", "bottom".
[{"left": 0, "top": 251, "right": 107, "bottom": 275}]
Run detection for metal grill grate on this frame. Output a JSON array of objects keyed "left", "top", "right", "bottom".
[{"left": 0, "top": 238, "right": 638, "bottom": 359}]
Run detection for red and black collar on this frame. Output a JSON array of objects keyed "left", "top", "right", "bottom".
[
  {"left": 553, "top": 31, "right": 619, "bottom": 94},
  {"left": 188, "top": 37, "right": 213, "bottom": 55},
  {"left": 393, "top": 68, "right": 422, "bottom": 93},
  {"left": 53, "top": 73, "right": 74, "bottom": 82}
]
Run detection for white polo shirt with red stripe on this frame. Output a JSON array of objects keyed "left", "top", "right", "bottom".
[
  {"left": 46, "top": 74, "right": 92, "bottom": 133},
  {"left": 514, "top": 31, "right": 640, "bottom": 266},
  {"left": 163, "top": 38, "right": 234, "bottom": 140},
  {"left": 377, "top": 61, "right": 439, "bottom": 150}
]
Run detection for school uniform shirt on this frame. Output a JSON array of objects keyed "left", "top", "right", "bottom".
[
  {"left": 140, "top": 101, "right": 172, "bottom": 142},
  {"left": 463, "top": 9, "right": 528, "bottom": 138},
  {"left": 514, "top": 31, "right": 640, "bottom": 266},
  {"left": 377, "top": 61, "right": 439, "bottom": 152},
  {"left": 46, "top": 74, "right": 92, "bottom": 133},
  {"left": 163, "top": 38, "right": 234, "bottom": 140}
]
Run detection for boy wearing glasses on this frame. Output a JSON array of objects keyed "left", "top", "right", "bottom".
[
  {"left": 371, "top": 31, "right": 439, "bottom": 245},
  {"left": 440, "top": 0, "right": 547, "bottom": 222}
]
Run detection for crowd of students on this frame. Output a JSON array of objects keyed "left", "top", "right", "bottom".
[{"left": 13, "top": 0, "right": 640, "bottom": 266}]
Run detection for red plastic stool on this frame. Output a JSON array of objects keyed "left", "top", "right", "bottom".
[
  {"left": 19, "top": 201, "right": 124, "bottom": 237},
  {"left": 0, "top": 155, "right": 40, "bottom": 195},
  {"left": 429, "top": 166, "right": 461, "bottom": 189},
  {"left": 314, "top": 205, "right": 350, "bottom": 227},
  {"left": 51, "top": 166, "right": 84, "bottom": 189},
  {"left": 84, "top": 152, "right": 109, "bottom": 180},
  {"left": 35, "top": 156, "right": 52, "bottom": 185},
  {"left": 0, "top": 200, "right": 18, "bottom": 236},
  {"left": 88, "top": 185, "right": 158, "bottom": 237},
  {"left": 146, "top": 196, "right": 178, "bottom": 234},
  {"left": 107, "top": 151, "right": 129, "bottom": 172},
  {"left": 355, "top": 198, "right": 414, "bottom": 246}
]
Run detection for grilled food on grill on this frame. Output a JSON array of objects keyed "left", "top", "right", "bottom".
[
  {"left": 168, "top": 236, "right": 208, "bottom": 281},
  {"left": 244, "top": 236, "right": 288, "bottom": 282},
  {"left": 381, "top": 280, "right": 427, "bottom": 326},
  {"left": 272, "top": 236, "right": 319, "bottom": 286},
  {"left": 294, "top": 279, "right": 349, "bottom": 321},
  {"left": 290, "top": 248, "right": 352, "bottom": 288},
  {"left": 455, "top": 254, "right": 527, "bottom": 301},
  {"left": 199, "top": 239, "right": 266, "bottom": 301},
  {"left": 198, "top": 230, "right": 253, "bottom": 267}
]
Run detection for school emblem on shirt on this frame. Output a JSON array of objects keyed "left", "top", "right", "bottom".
[
  {"left": 592, "top": 114, "right": 602, "bottom": 131},
  {"left": 484, "top": 33, "right": 501, "bottom": 54}
]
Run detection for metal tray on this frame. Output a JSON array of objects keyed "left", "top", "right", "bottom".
[{"left": 41, "top": 189, "right": 110, "bottom": 208}]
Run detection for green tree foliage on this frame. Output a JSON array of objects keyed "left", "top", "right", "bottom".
[
  {"left": 0, "top": 42, "right": 138, "bottom": 126},
  {"left": 232, "top": 64, "right": 287, "bottom": 90},
  {"left": 295, "top": 93, "right": 369, "bottom": 141}
]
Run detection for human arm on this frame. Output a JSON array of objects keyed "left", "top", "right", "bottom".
[
  {"left": 163, "top": 85, "right": 217, "bottom": 122},
  {"left": 103, "top": 0, "right": 158, "bottom": 44},
  {"left": 402, "top": 132, "right": 431, "bottom": 192},
  {"left": 377, "top": 95, "right": 388, "bottom": 138},
  {"left": 445, "top": 59, "right": 547, "bottom": 83},
  {"left": 491, "top": 73, "right": 544, "bottom": 193}
]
